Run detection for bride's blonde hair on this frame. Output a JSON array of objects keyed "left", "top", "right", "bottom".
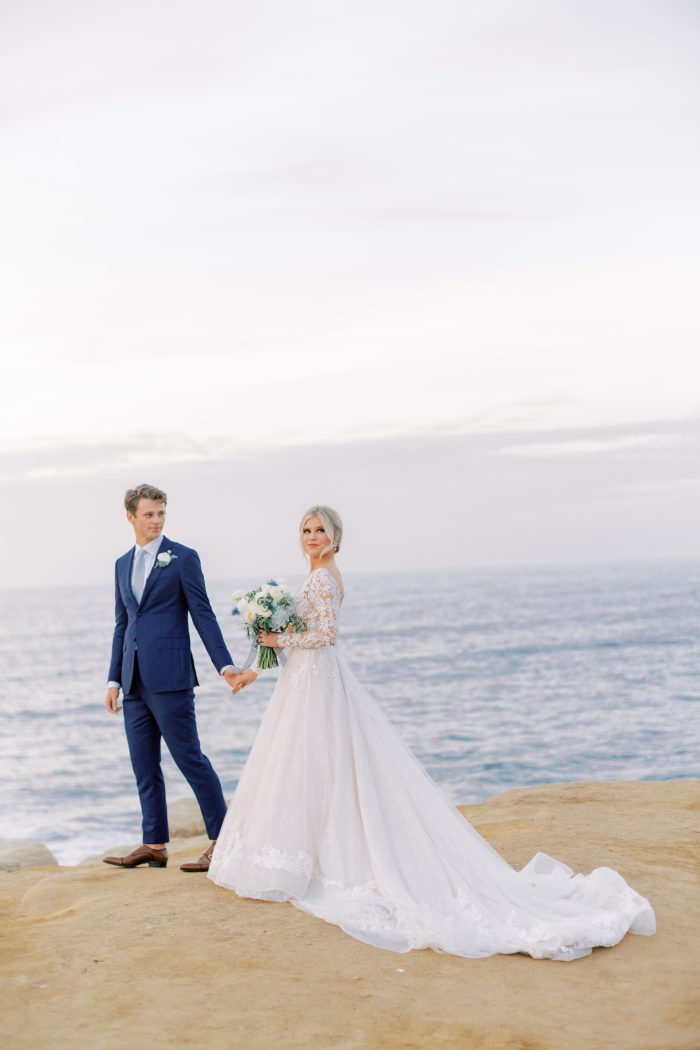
[{"left": 299, "top": 505, "right": 343, "bottom": 559}]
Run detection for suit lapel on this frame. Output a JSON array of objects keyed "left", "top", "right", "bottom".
[
  {"left": 121, "top": 548, "right": 139, "bottom": 609},
  {"left": 138, "top": 535, "right": 168, "bottom": 609}
]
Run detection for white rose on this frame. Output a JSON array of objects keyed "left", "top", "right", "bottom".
[
  {"left": 237, "top": 599, "right": 249, "bottom": 616},
  {"left": 244, "top": 609, "right": 257, "bottom": 624},
  {"left": 232, "top": 589, "right": 245, "bottom": 601},
  {"left": 157, "top": 552, "right": 172, "bottom": 566}
]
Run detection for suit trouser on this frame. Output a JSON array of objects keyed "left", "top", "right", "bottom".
[{"left": 122, "top": 656, "right": 228, "bottom": 843}]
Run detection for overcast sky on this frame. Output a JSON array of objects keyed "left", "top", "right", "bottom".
[{"left": 1, "top": 0, "right": 698, "bottom": 586}]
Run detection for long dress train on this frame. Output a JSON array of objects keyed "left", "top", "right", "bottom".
[{"left": 209, "top": 569, "right": 655, "bottom": 960}]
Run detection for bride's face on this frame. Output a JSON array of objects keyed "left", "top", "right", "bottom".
[{"left": 302, "top": 516, "right": 328, "bottom": 557}]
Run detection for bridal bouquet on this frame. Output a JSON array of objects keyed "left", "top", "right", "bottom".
[{"left": 232, "top": 579, "right": 306, "bottom": 669}]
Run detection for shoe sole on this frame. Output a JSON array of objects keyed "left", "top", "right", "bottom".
[{"left": 103, "top": 859, "right": 168, "bottom": 869}]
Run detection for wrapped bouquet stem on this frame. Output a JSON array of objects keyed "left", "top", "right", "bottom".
[{"left": 232, "top": 579, "right": 306, "bottom": 669}]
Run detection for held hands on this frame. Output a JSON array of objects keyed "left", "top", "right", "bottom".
[
  {"left": 105, "top": 686, "right": 121, "bottom": 714},
  {"left": 224, "top": 668, "right": 258, "bottom": 694}
]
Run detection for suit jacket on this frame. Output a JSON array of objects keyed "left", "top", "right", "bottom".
[{"left": 108, "top": 536, "right": 233, "bottom": 693}]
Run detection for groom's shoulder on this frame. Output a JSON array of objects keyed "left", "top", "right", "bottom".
[{"left": 164, "top": 539, "right": 198, "bottom": 560}]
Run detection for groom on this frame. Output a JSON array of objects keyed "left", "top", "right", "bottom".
[{"left": 103, "top": 483, "right": 243, "bottom": 873}]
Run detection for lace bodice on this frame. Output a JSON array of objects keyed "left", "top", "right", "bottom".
[{"left": 277, "top": 569, "right": 341, "bottom": 650}]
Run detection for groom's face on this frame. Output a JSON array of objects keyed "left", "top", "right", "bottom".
[{"left": 127, "top": 498, "right": 166, "bottom": 547}]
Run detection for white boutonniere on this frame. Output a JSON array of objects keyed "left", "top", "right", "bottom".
[{"left": 156, "top": 550, "right": 177, "bottom": 568}]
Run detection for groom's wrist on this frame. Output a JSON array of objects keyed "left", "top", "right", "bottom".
[
  {"left": 107, "top": 681, "right": 121, "bottom": 690},
  {"left": 220, "top": 665, "right": 236, "bottom": 676}
]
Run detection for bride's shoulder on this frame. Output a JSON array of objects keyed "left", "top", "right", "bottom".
[{"left": 309, "top": 567, "right": 344, "bottom": 600}]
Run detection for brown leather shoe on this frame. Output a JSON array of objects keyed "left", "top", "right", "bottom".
[
  {"left": 103, "top": 845, "right": 168, "bottom": 869},
  {"left": 180, "top": 844, "right": 215, "bottom": 872}
]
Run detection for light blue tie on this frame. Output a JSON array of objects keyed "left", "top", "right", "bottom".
[{"left": 133, "top": 548, "right": 147, "bottom": 603}]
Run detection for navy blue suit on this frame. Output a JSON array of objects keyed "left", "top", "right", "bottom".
[{"left": 108, "top": 536, "right": 232, "bottom": 843}]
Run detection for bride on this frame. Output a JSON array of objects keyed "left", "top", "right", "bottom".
[{"left": 208, "top": 506, "right": 655, "bottom": 960}]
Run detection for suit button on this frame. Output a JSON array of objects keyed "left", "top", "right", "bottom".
[{"left": 137, "top": 612, "right": 142, "bottom": 618}]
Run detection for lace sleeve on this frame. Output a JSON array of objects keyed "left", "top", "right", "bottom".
[{"left": 277, "top": 571, "right": 339, "bottom": 649}]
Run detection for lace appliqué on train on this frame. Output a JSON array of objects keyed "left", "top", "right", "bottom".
[{"left": 212, "top": 824, "right": 313, "bottom": 879}]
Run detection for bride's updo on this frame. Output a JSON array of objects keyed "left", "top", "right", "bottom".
[{"left": 299, "top": 505, "right": 343, "bottom": 558}]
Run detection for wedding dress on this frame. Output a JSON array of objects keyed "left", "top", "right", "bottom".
[{"left": 209, "top": 568, "right": 655, "bottom": 960}]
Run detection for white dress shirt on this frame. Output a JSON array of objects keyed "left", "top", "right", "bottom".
[{"left": 131, "top": 535, "right": 163, "bottom": 595}]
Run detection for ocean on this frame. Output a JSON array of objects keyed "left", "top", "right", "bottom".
[{"left": 1, "top": 562, "right": 697, "bottom": 864}]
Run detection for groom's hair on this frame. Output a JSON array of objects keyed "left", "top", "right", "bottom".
[{"left": 124, "top": 484, "right": 167, "bottom": 515}]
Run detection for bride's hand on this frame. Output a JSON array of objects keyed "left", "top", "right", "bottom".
[
  {"left": 228, "top": 669, "right": 257, "bottom": 693},
  {"left": 258, "top": 630, "right": 279, "bottom": 647}
]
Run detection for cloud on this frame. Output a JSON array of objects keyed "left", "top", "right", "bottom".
[
  {"left": 0, "top": 434, "right": 243, "bottom": 483},
  {"left": 495, "top": 434, "right": 677, "bottom": 458},
  {"left": 1, "top": 1, "right": 699, "bottom": 455},
  {"left": 2, "top": 416, "right": 697, "bottom": 487},
  {"left": 1, "top": 415, "right": 698, "bottom": 583},
  {"left": 621, "top": 476, "right": 700, "bottom": 496}
]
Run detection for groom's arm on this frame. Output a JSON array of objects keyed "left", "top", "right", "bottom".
[
  {"left": 180, "top": 549, "right": 235, "bottom": 674},
  {"left": 105, "top": 565, "right": 126, "bottom": 713},
  {"left": 108, "top": 564, "right": 127, "bottom": 685}
]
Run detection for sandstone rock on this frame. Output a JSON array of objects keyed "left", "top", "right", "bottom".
[
  {"left": 0, "top": 840, "right": 58, "bottom": 872},
  {"left": 81, "top": 844, "right": 139, "bottom": 864},
  {"left": 167, "top": 797, "right": 206, "bottom": 838},
  {"left": 1, "top": 781, "right": 697, "bottom": 1049}
]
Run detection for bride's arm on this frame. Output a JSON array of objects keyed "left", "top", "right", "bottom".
[{"left": 261, "top": 575, "right": 338, "bottom": 650}]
